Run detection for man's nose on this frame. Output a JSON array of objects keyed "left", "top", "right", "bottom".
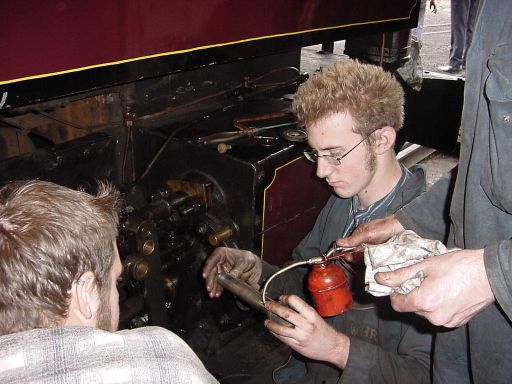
[{"left": 316, "top": 158, "right": 331, "bottom": 179}]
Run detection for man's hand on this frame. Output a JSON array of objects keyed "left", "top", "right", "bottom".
[
  {"left": 375, "top": 248, "right": 495, "bottom": 327},
  {"left": 202, "top": 247, "right": 262, "bottom": 298},
  {"left": 264, "top": 295, "right": 350, "bottom": 369},
  {"left": 336, "top": 215, "right": 404, "bottom": 248}
]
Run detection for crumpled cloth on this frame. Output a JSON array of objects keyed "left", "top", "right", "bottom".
[{"left": 364, "top": 230, "right": 450, "bottom": 296}]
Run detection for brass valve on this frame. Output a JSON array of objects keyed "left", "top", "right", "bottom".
[
  {"left": 217, "top": 143, "right": 232, "bottom": 153},
  {"left": 123, "top": 254, "right": 150, "bottom": 281},
  {"left": 208, "top": 226, "right": 233, "bottom": 247}
]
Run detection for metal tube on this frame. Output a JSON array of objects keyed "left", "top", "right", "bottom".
[{"left": 217, "top": 272, "right": 294, "bottom": 328}]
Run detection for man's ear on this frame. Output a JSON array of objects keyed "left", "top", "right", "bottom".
[
  {"left": 66, "top": 271, "right": 99, "bottom": 326},
  {"left": 374, "top": 126, "right": 396, "bottom": 154}
]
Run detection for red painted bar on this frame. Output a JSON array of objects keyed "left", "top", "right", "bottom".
[{"left": 1, "top": 0, "right": 418, "bottom": 83}]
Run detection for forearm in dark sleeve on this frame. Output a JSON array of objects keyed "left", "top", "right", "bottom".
[
  {"left": 340, "top": 320, "right": 432, "bottom": 384},
  {"left": 484, "top": 240, "right": 512, "bottom": 321},
  {"left": 396, "top": 168, "right": 456, "bottom": 242}
]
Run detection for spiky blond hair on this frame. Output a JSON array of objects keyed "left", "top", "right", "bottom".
[{"left": 293, "top": 59, "right": 404, "bottom": 138}]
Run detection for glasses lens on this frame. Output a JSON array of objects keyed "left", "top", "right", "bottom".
[
  {"left": 325, "top": 156, "right": 341, "bottom": 166},
  {"left": 303, "top": 150, "right": 317, "bottom": 163}
]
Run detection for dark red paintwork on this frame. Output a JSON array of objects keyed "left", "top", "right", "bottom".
[
  {"left": 260, "top": 156, "right": 331, "bottom": 266},
  {"left": 1, "top": 0, "right": 418, "bottom": 83}
]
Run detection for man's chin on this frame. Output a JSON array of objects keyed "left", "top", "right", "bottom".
[{"left": 332, "top": 187, "right": 352, "bottom": 199}]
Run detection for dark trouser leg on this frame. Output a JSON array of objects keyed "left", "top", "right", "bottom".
[
  {"left": 433, "top": 326, "right": 472, "bottom": 384},
  {"left": 449, "top": 0, "right": 470, "bottom": 67},
  {"left": 462, "top": 0, "right": 481, "bottom": 65}
]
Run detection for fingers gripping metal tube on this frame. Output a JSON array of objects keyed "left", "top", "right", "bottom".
[{"left": 216, "top": 272, "right": 294, "bottom": 327}]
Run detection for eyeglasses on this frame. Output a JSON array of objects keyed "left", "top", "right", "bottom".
[{"left": 303, "top": 129, "right": 378, "bottom": 166}]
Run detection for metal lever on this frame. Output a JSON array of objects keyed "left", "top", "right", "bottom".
[
  {"left": 198, "top": 131, "right": 251, "bottom": 146},
  {"left": 197, "top": 122, "right": 297, "bottom": 146}
]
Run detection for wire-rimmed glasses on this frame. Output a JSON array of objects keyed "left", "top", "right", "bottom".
[{"left": 303, "top": 129, "right": 378, "bottom": 166}]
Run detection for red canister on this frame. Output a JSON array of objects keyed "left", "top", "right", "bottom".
[{"left": 307, "top": 261, "right": 353, "bottom": 317}]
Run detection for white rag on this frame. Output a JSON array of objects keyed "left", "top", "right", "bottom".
[{"left": 364, "top": 230, "right": 450, "bottom": 296}]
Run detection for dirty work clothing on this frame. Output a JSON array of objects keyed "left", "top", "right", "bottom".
[
  {"left": 0, "top": 326, "right": 218, "bottom": 383},
  {"left": 261, "top": 164, "right": 432, "bottom": 384},
  {"left": 396, "top": 1, "right": 512, "bottom": 382}
]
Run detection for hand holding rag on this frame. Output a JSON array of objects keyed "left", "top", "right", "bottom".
[{"left": 364, "top": 230, "right": 452, "bottom": 296}]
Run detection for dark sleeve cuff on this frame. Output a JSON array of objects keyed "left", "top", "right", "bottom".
[
  {"left": 338, "top": 336, "right": 374, "bottom": 384},
  {"left": 484, "top": 241, "right": 512, "bottom": 321}
]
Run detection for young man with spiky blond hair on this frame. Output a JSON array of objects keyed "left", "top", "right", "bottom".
[{"left": 204, "top": 60, "right": 433, "bottom": 383}]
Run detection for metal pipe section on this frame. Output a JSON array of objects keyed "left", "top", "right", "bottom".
[{"left": 217, "top": 272, "right": 294, "bottom": 328}]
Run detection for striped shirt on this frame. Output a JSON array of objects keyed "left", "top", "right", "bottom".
[{"left": 341, "top": 164, "right": 413, "bottom": 238}]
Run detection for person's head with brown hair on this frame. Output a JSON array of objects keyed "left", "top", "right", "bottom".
[
  {"left": 293, "top": 59, "right": 404, "bottom": 141},
  {"left": 0, "top": 180, "right": 121, "bottom": 336},
  {"left": 293, "top": 59, "right": 405, "bottom": 209}
]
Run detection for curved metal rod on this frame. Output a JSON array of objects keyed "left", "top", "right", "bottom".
[
  {"left": 261, "top": 245, "right": 357, "bottom": 304},
  {"left": 261, "top": 260, "right": 310, "bottom": 304}
]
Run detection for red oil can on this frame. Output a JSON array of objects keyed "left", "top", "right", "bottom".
[{"left": 308, "top": 261, "right": 353, "bottom": 317}]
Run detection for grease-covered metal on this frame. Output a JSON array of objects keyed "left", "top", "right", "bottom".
[{"left": 217, "top": 271, "right": 294, "bottom": 328}]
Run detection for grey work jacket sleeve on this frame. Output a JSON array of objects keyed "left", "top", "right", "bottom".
[
  {"left": 340, "top": 316, "right": 432, "bottom": 384},
  {"left": 259, "top": 195, "right": 344, "bottom": 300},
  {"left": 484, "top": 240, "right": 512, "bottom": 321},
  {"left": 395, "top": 168, "right": 456, "bottom": 242}
]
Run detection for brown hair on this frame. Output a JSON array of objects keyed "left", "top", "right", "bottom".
[
  {"left": 293, "top": 59, "right": 404, "bottom": 139},
  {"left": 0, "top": 180, "right": 120, "bottom": 335}
]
